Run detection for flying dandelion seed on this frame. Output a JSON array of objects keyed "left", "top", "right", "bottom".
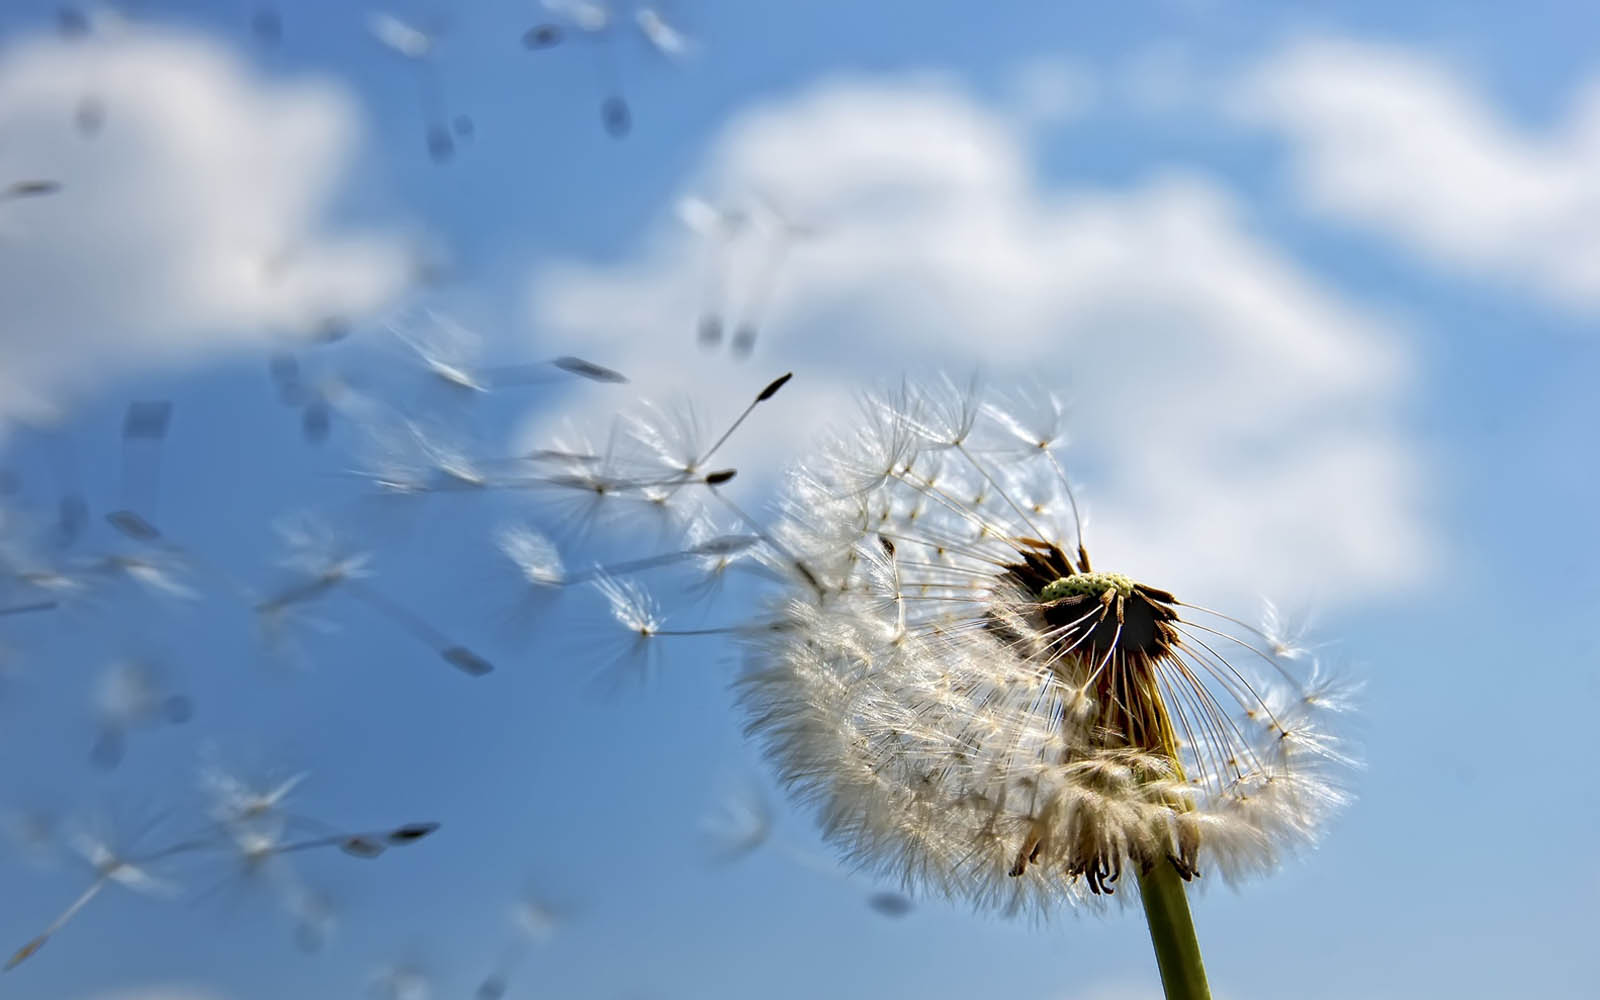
[
  {"left": 727, "top": 198, "right": 816, "bottom": 360},
  {"left": 89, "top": 549, "right": 198, "bottom": 602},
  {"left": 371, "top": 958, "right": 434, "bottom": 1000},
  {"left": 475, "top": 884, "right": 568, "bottom": 999},
  {"left": 525, "top": 1, "right": 630, "bottom": 137},
  {"left": 634, "top": 5, "right": 695, "bottom": 58},
  {"left": 256, "top": 516, "right": 493, "bottom": 676},
  {"left": 202, "top": 816, "right": 436, "bottom": 906},
  {"left": 51, "top": 4, "right": 113, "bottom": 136},
  {"left": 267, "top": 350, "right": 361, "bottom": 445},
  {"left": 4, "top": 819, "right": 189, "bottom": 971},
  {"left": 199, "top": 754, "right": 309, "bottom": 828},
  {"left": 368, "top": 11, "right": 459, "bottom": 162},
  {"left": 524, "top": 1, "right": 693, "bottom": 137},
  {"left": 674, "top": 196, "right": 814, "bottom": 359},
  {"left": 544, "top": 374, "right": 1354, "bottom": 999},
  {"left": 106, "top": 400, "right": 173, "bottom": 541},
  {"left": 3, "top": 796, "right": 436, "bottom": 970},
  {"left": 677, "top": 196, "right": 748, "bottom": 350},
  {"left": 699, "top": 775, "right": 918, "bottom": 917},
  {"left": 289, "top": 886, "right": 337, "bottom": 953},
  {"left": 386, "top": 308, "right": 627, "bottom": 414},
  {"left": 866, "top": 890, "right": 914, "bottom": 917},
  {"left": 4, "top": 807, "right": 62, "bottom": 869},
  {"left": 1, "top": 180, "right": 62, "bottom": 201},
  {"left": 89, "top": 659, "right": 193, "bottom": 770},
  {"left": 699, "top": 776, "right": 774, "bottom": 864}
]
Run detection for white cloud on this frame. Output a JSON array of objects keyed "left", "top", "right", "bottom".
[
  {"left": 0, "top": 25, "right": 411, "bottom": 424},
  {"left": 527, "top": 77, "right": 1430, "bottom": 607},
  {"left": 1234, "top": 38, "right": 1600, "bottom": 311}
]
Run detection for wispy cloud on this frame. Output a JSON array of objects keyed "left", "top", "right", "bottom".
[{"left": 528, "top": 76, "right": 1431, "bottom": 605}]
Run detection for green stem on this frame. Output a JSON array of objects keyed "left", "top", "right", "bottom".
[{"left": 1136, "top": 860, "right": 1212, "bottom": 1000}]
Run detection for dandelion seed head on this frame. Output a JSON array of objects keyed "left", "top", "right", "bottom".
[{"left": 729, "top": 379, "right": 1353, "bottom": 913}]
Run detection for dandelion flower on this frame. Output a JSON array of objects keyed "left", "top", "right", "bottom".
[
  {"left": 538, "top": 374, "right": 1350, "bottom": 997},
  {"left": 724, "top": 379, "right": 1353, "bottom": 997}
]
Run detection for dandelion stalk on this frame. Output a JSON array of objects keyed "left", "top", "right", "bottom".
[{"left": 1137, "top": 859, "right": 1211, "bottom": 1000}]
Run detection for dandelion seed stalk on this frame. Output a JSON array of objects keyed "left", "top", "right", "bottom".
[{"left": 1137, "top": 859, "right": 1211, "bottom": 1000}]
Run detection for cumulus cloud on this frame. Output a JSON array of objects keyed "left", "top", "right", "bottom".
[
  {"left": 527, "top": 77, "right": 1430, "bottom": 606},
  {"left": 0, "top": 23, "right": 412, "bottom": 423},
  {"left": 1234, "top": 37, "right": 1600, "bottom": 311}
]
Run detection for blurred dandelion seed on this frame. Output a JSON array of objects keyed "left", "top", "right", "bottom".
[
  {"left": 371, "top": 962, "right": 433, "bottom": 1000},
  {"left": 634, "top": 6, "right": 694, "bottom": 58},
  {"left": 1, "top": 180, "right": 62, "bottom": 201},
  {"left": 677, "top": 196, "right": 748, "bottom": 349},
  {"left": 524, "top": 1, "right": 693, "bottom": 137},
  {"left": 106, "top": 400, "right": 172, "bottom": 540},
  {"left": 699, "top": 777, "right": 918, "bottom": 917},
  {"left": 5, "top": 819, "right": 192, "bottom": 971},
  {"left": 866, "top": 890, "right": 914, "bottom": 917},
  {"left": 677, "top": 196, "right": 814, "bottom": 358},
  {"left": 476, "top": 884, "right": 568, "bottom": 999},
  {"left": 89, "top": 659, "right": 193, "bottom": 770},
  {"left": 730, "top": 198, "right": 817, "bottom": 359},
  {"left": 256, "top": 516, "right": 492, "bottom": 675},
  {"left": 367, "top": 11, "right": 460, "bottom": 162},
  {"left": 699, "top": 777, "right": 773, "bottom": 864}
]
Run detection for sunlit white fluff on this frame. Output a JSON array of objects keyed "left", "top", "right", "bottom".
[
  {"left": 730, "top": 379, "right": 1353, "bottom": 912},
  {"left": 497, "top": 524, "right": 566, "bottom": 588},
  {"left": 538, "top": 375, "right": 1353, "bottom": 913}
]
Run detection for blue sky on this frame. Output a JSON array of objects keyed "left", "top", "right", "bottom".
[{"left": 0, "top": 2, "right": 1596, "bottom": 999}]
